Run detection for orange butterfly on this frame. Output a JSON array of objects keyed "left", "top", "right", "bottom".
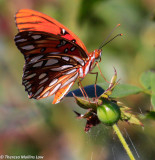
[{"left": 14, "top": 9, "right": 103, "bottom": 104}]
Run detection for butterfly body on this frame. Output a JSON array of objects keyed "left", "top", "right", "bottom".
[
  {"left": 78, "top": 49, "right": 101, "bottom": 78},
  {"left": 15, "top": 9, "right": 102, "bottom": 104}
]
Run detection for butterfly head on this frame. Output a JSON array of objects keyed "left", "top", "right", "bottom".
[{"left": 94, "top": 49, "right": 102, "bottom": 62}]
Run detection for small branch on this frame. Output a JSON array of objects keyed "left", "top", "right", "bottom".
[{"left": 112, "top": 124, "right": 136, "bottom": 160}]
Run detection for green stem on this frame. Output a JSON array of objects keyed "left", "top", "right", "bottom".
[
  {"left": 142, "top": 89, "right": 152, "bottom": 95},
  {"left": 112, "top": 124, "right": 136, "bottom": 160}
]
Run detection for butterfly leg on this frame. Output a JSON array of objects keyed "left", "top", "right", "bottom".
[
  {"left": 78, "top": 78, "right": 90, "bottom": 102},
  {"left": 96, "top": 62, "right": 110, "bottom": 84},
  {"left": 89, "top": 71, "right": 98, "bottom": 101}
]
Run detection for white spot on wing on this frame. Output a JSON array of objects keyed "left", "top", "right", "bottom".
[
  {"left": 65, "top": 82, "right": 74, "bottom": 93},
  {"left": 39, "top": 77, "right": 49, "bottom": 84},
  {"left": 61, "top": 40, "right": 67, "bottom": 45},
  {"left": 24, "top": 81, "right": 29, "bottom": 86},
  {"left": 84, "top": 61, "right": 91, "bottom": 75},
  {"left": 51, "top": 65, "right": 73, "bottom": 71},
  {"left": 32, "top": 35, "right": 41, "bottom": 39},
  {"left": 45, "top": 59, "right": 58, "bottom": 66},
  {"left": 49, "top": 83, "right": 61, "bottom": 96},
  {"left": 61, "top": 73, "right": 78, "bottom": 88},
  {"left": 62, "top": 56, "right": 70, "bottom": 61},
  {"left": 70, "top": 46, "right": 76, "bottom": 52},
  {"left": 43, "top": 91, "right": 50, "bottom": 98},
  {"left": 63, "top": 68, "right": 77, "bottom": 75},
  {"left": 22, "top": 45, "right": 34, "bottom": 50},
  {"left": 49, "top": 79, "right": 58, "bottom": 87},
  {"left": 15, "top": 35, "right": 20, "bottom": 38},
  {"left": 25, "top": 71, "right": 29, "bottom": 74},
  {"left": 29, "top": 55, "right": 43, "bottom": 64},
  {"left": 16, "top": 39, "right": 27, "bottom": 42},
  {"left": 26, "top": 84, "right": 31, "bottom": 89},
  {"left": 33, "top": 61, "right": 43, "bottom": 67},
  {"left": 62, "top": 28, "right": 66, "bottom": 34},
  {"left": 23, "top": 80, "right": 27, "bottom": 83},
  {"left": 73, "top": 56, "right": 85, "bottom": 66},
  {"left": 55, "top": 82, "right": 74, "bottom": 104},
  {"left": 39, "top": 73, "right": 47, "bottom": 79},
  {"left": 27, "top": 88, "right": 31, "bottom": 92},
  {"left": 25, "top": 73, "right": 36, "bottom": 79},
  {"left": 64, "top": 48, "right": 68, "bottom": 53},
  {"left": 79, "top": 67, "right": 84, "bottom": 78},
  {"left": 34, "top": 87, "right": 44, "bottom": 97},
  {"left": 49, "top": 52, "right": 61, "bottom": 55}
]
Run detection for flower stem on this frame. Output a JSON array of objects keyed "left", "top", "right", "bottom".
[{"left": 112, "top": 124, "right": 136, "bottom": 160}]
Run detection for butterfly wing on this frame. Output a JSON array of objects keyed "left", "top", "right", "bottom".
[
  {"left": 15, "top": 9, "right": 88, "bottom": 54},
  {"left": 15, "top": 31, "right": 87, "bottom": 104},
  {"left": 15, "top": 9, "right": 89, "bottom": 104}
]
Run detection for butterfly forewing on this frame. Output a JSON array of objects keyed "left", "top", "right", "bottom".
[{"left": 15, "top": 9, "right": 88, "bottom": 54}]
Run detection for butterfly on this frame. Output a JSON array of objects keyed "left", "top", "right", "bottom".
[{"left": 14, "top": 9, "right": 102, "bottom": 104}]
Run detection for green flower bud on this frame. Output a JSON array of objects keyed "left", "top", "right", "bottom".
[{"left": 97, "top": 99, "right": 120, "bottom": 126}]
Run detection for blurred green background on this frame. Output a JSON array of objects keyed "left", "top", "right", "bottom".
[{"left": 0, "top": 0, "right": 155, "bottom": 159}]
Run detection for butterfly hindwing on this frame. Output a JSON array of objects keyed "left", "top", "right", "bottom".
[{"left": 15, "top": 31, "right": 88, "bottom": 104}]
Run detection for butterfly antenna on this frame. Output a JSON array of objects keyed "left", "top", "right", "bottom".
[
  {"left": 99, "top": 33, "right": 123, "bottom": 49},
  {"left": 99, "top": 24, "right": 122, "bottom": 49}
]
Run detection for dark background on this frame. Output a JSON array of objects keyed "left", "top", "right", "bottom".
[{"left": 0, "top": 0, "right": 155, "bottom": 159}]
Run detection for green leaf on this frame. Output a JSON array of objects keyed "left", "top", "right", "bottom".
[
  {"left": 140, "top": 71, "right": 154, "bottom": 90},
  {"left": 73, "top": 94, "right": 97, "bottom": 110},
  {"left": 110, "top": 84, "right": 143, "bottom": 98},
  {"left": 151, "top": 95, "right": 155, "bottom": 109},
  {"left": 120, "top": 106, "right": 143, "bottom": 126},
  {"left": 145, "top": 111, "right": 155, "bottom": 120},
  {"left": 98, "top": 83, "right": 143, "bottom": 98},
  {"left": 125, "top": 113, "right": 143, "bottom": 126},
  {"left": 151, "top": 72, "right": 155, "bottom": 94}
]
